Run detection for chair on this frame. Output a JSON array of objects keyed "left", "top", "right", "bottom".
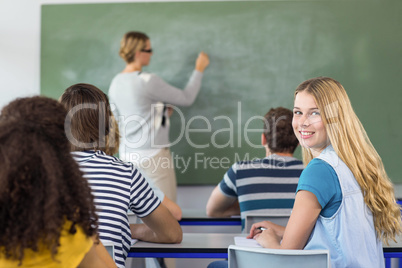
[
  {"left": 244, "top": 213, "right": 290, "bottom": 233},
  {"left": 228, "top": 245, "right": 330, "bottom": 268}
]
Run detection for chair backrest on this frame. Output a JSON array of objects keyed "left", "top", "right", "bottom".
[
  {"left": 244, "top": 213, "right": 290, "bottom": 233},
  {"left": 228, "top": 245, "right": 330, "bottom": 268}
]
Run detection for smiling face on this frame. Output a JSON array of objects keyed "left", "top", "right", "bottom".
[{"left": 292, "top": 90, "right": 329, "bottom": 158}]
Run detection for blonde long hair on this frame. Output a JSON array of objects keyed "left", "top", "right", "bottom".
[{"left": 295, "top": 77, "right": 401, "bottom": 244}]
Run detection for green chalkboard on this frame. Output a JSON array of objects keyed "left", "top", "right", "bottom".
[{"left": 41, "top": 1, "right": 402, "bottom": 185}]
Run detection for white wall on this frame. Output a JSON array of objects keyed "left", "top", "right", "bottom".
[
  {"left": 0, "top": 0, "right": 39, "bottom": 108},
  {"left": 0, "top": 0, "right": 196, "bottom": 109}
]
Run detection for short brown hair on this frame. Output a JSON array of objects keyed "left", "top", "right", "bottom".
[
  {"left": 119, "top": 31, "right": 149, "bottom": 63},
  {"left": 263, "top": 107, "right": 298, "bottom": 154},
  {"left": 60, "top": 83, "right": 112, "bottom": 152}
]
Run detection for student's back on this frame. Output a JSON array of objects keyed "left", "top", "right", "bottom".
[
  {"left": 72, "top": 150, "right": 160, "bottom": 266},
  {"left": 223, "top": 155, "right": 303, "bottom": 228},
  {"left": 206, "top": 107, "right": 303, "bottom": 230},
  {"left": 60, "top": 83, "right": 182, "bottom": 268},
  {"left": 0, "top": 96, "right": 114, "bottom": 268}
]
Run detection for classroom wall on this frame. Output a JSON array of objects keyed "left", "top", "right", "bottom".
[
  {"left": 1, "top": 0, "right": 402, "bottom": 197},
  {"left": 0, "top": 0, "right": 192, "bottom": 110},
  {"left": 0, "top": 0, "right": 221, "bottom": 215},
  {"left": 39, "top": 1, "right": 402, "bottom": 186}
]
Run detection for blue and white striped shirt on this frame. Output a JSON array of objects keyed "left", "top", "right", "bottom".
[
  {"left": 219, "top": 155, "right": 303, "bottom": 229},
  {"left": 72, "top": 150, "right": 160, "bottom": 268}
]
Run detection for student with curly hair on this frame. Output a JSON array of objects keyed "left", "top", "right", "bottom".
[
  {"left": 248, "top": 77, "right": 402, "bottom": 267},
  {"left": 60, "top": 83, "right": 182, "bottom": 268},
  {"left": 0, "top": 96, "right": 116, "bottom": 267}
]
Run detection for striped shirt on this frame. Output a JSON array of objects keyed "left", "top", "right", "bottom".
[
  {"left": 72, "top": 151, "right": 160, "bottom": 268},
  {"left": 219, "top": 155, "right": 303, "bottom": 229}
]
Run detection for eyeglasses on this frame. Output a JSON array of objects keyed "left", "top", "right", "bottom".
[{"left": 141, "top": 48, "right": 153, "bottom": 53}]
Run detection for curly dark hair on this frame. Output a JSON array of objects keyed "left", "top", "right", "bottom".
[
  {"left": 0, "top": 96, "right": 98, "bottom": 263},
  {"left": 262, "top": 107, "right": 299, "bottom": 154}
]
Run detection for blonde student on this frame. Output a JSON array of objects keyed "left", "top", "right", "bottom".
[{"left": 248, "top": 77, "right": 402, "bottom": 267}]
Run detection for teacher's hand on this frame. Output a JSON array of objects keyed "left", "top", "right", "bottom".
[{"left": 195, "top": 52, "right": 210, "bottom": 72}]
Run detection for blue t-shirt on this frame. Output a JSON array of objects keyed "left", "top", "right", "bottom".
[{"left": 296, "top": 158, "right": 342, "bottom": 217}]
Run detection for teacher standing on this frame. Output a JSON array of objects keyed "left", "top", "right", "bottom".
[{"left": 108, "top": 31, "right": 209, "bottom": 202}]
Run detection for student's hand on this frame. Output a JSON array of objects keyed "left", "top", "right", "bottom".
[
  {"left": 254, "top": 227, "right": 282, "bottom": 249},
  {"left": 247, "top": 221, "right": 284, "bottom": 239},
  {"left": 247, "top": 221, "right": 270, "bottom": 239},
  {"left": 195, "top": 52, "right": 210, "bottom": 72}
]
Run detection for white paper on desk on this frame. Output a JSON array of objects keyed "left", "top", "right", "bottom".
[
  {"left": 131, "top": 239, "right": 138, "bottom": 246},
  {"left": 234, "top": 237, "right": 262, "bottom": 248}
]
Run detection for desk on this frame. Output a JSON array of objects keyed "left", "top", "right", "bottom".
[
  {"left": 129, "top": 233, "right": 402, "bottom": 261},
  {"left": 128, "top": 209, "right": 242, "bottom": 233},
  {"left": 179, "top": 209, "right": 241, "bottom": 233},
  {"left": 129, "top": 233, "right": 244, "bottom": 259},
  {"left": 384, "top": 238, "right": 402, "bottom": 258},
  {"left": 383, "top": 238, "right": 402, "bottom": 268}
]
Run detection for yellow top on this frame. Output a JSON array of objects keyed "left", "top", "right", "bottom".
[{"left": 0, "top": 221, "right": 92, "bottom": 268}]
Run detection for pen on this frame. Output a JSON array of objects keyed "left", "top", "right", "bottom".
[{"left": 257, "top": 227, "right": 267, "bottom": 231}]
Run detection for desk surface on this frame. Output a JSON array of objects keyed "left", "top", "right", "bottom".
[
  {"left": 179, "top": 209, "right": 241, "bottom": 226},
  {"left": 132, "top": 233, "right": 242, "bottom": 250},
  {"left": 128, "top": 209, "right": 242, "bottom": 233},
  {"left": 128, "top": 233, "right": 402, "bottom": 259},
  {"left": 129, "top": 209, "right": 240, "bottom": 220},
  {"left": 129, "top": 233, "right": 245, "bottom": 258}
]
